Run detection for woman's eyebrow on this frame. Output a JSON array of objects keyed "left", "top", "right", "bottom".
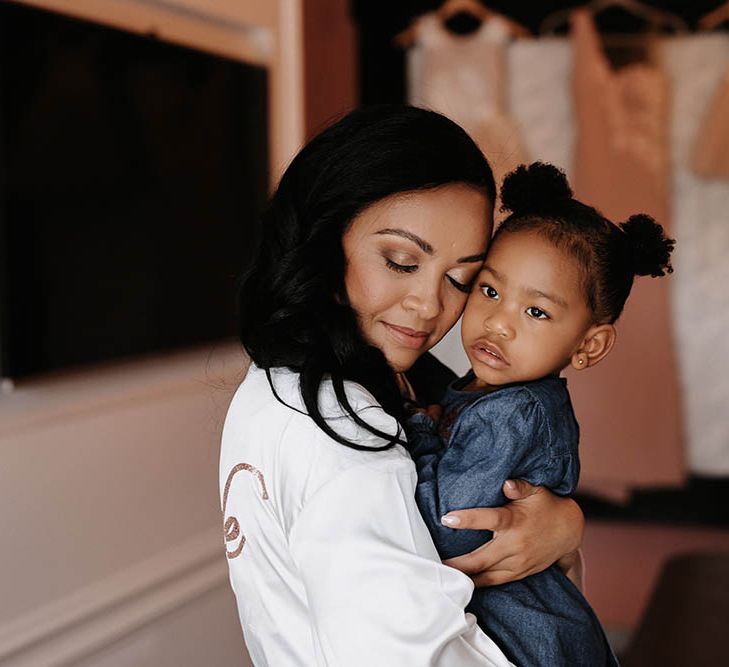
[
  {"left": 375, "top": 228, "right": 433, "bottom": 254},
  {"left": 458, "top": 252, "right": 488, "bottom": 263}
]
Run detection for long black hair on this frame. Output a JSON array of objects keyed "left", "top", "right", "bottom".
[
  {"left": 238, "top": 105, "right": 495, "bottom": 450},
  {"left": 497, "top": 162, "right": 675, "bottom": 324}
]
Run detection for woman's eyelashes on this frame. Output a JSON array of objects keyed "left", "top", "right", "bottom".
[
  {"left": 384, "top": 255, "right": 475, "bottom": 293},
  {"left": 446, "top": 274, "right": 473, "bottom": 293},
  {"left": 385, "top": 257, "right": 417, "bottom": 273}
]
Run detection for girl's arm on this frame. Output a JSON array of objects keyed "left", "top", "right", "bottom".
[{"left": 442, "top": 480, "right": 585, "bottom": 587}]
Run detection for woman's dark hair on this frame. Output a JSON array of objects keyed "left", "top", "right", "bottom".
[
  {"left": 496, "top": 162, "right": 675, "bottom": 324},
  {"left": 238, "top": 105, "right": 495, "bottom": 450}
]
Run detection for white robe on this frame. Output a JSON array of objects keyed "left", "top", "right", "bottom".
[{"left": 219, "top": 363, "right": 513, "bottom": 666}]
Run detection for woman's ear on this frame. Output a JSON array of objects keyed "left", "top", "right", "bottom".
[{"left": 570, "top": 324, "right": 616, "bottom": 370}]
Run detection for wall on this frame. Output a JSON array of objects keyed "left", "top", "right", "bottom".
[
  {"left": 303, "top": 0, "right": 358, "bottom": 138},
  {"left": 0, "top": 343, "right": 252, "bottom": 666},
  {"left": 0, "top": 1, "right": 358, "bottom": 665}
]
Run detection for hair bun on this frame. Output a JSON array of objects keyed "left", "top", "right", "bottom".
[
  {"left": 500, "top": 162, "right": 573, "bottom": 215},
  {"left": 620, "top": 214, "right": 675, "bottom": 277}
]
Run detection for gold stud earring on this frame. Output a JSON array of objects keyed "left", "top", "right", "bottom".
[{"left": 578, "top": 358, "right": 584, "bottom": 365}]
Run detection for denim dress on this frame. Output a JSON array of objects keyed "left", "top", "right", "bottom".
[{"left": 406, "top": 373, "right": 619, "bottom": 667}]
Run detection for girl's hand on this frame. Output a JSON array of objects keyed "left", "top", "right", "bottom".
[
  {"left": 422, "top": 404, "right": 442, "bottom": 423},
  {"left": 411, "top": 404, "right": 442, "bottom": 422},
  {"left": 441, "top": 479, "right": 584, "bottom": 587}
]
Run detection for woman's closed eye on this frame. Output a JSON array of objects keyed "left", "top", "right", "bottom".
[
  {"left": 446, "top": 274, "right": 473, "bottom": 294},
  {"left": 526, "top": 306, "right": 550, "bottom": 320},
  {"left": 385, "top": 257, "right": 417, "bottom": 273}
]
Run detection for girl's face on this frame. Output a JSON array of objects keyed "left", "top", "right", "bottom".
[
  {"left": 461, "top": 230, "right": 594, "bottom": 389},
  {"left": 343, "top": 184, "right": 492, "bottom": 373}
]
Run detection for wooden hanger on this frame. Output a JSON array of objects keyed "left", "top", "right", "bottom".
[
  {"left": 540, "top": 0, "right": 689, "bottom": 36},
  {"left": 698, "top": 2, "right": 729, "bottom": 30},
  {"left": 395, "top": 0, "right": 530, "bottom": 48}
]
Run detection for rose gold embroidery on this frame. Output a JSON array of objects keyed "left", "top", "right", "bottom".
[{"left": 222, "top": 463, "right": 269, "bottom": 559}]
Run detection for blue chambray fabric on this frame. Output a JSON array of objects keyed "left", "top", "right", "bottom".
[{"left": 405, "top": 373, "right": 619, "bottom": 667}]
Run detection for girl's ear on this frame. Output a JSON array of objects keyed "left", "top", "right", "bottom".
[{"left": 570, "top": 324, "right": 616, "bottom": 370}]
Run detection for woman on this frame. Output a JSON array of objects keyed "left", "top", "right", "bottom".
[{"left": 220, "top": 105, "right": 583, "bottom": 666}]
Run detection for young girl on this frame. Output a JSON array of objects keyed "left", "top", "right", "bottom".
[{"left": 406, "top": 162, "right": 675, "bottom": 667}]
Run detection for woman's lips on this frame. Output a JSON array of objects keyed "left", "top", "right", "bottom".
[
  {"left": 382, "top": 322, "right": 431, "bottom": 350},
  {"left": 470, "top": 341, "right": 510, "bottom": 369}
]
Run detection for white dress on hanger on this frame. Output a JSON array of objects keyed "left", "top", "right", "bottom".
[
  {"left": 661, "top": 33, "right": 729, "bottom": 476},
  {"left": 509, "top": 36, "right": 575, "bottom": 175},
  {"left": 407, "top": 12, "right": 528, "bottom": 211}
]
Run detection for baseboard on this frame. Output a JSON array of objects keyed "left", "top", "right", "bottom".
[{"left": 0, "top": 527, "right": 228, "bottom": 667}]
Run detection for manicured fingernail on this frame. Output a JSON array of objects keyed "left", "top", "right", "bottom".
[
  {"left": 441, "top": 514, "right": 460, "bottom": 527},
  {"left": 504, "top": 480, "right": 516, "bottom": 491}
]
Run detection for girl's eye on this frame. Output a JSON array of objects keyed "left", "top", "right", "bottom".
[
  {"left": 527, "top": 306, "right": 549, "bottom": 320},
  {"left": 385, "top": 258, "right": 417, "bottom": 274},
  {"left": 446, "top": 274, "right": 472, "bottom": 294},
  {"left": 480, "top": 284, "right": 499, "bottom": 299}
]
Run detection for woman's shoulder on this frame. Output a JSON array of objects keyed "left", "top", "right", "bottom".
[
  {"left": 223, "top": 363, "right": 411, "bottom": 476},
  {"left": 220, "top": 364, "right": 414, "bottom": 535}
]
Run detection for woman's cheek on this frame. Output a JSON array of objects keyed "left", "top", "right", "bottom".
[
  {"left": 450, "top": 292, "right": 470, "bottom": 320},
  {"left": 437, "top": 296, "right": 467, "bottom": 339}
]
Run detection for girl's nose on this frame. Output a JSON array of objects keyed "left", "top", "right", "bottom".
[{"left": 483, "top": 309, "right": 514, "bottom": 339}]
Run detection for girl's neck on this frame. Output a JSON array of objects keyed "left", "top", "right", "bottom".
[
  {"left": 465, "top": 370, "right": 562, "bottom": 393},
  {"left": 463, "top": 375, "right": 500, "bottom": 394}
]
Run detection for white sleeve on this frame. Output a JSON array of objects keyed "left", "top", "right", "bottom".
[{"left": 288, "top": 459, "right": 514, "bottom": 667}]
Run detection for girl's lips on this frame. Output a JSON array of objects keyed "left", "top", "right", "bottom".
[
  {"left": 382, "top": 322, "right": 431, "bottom": 350},
  {"left": 470, "top": 341, "right": 510, "bottom": 369}
]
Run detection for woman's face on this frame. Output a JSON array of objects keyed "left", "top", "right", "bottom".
[{"left": 343, "top": 184, "right": 493, "bottom": 372}]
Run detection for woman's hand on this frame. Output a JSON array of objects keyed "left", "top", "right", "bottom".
[{"left": 441, "top": 479, "right": 584, "bottom": 587}]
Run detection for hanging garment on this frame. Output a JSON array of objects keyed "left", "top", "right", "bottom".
[
  {"left": 509, "top": 36, "right": 575, "bottom": 176},
  {"left": 407, "top": 13, "right": 528, "bottom": 215},
  {"left": 662, "top": 33, "right": 729, "bottom": 476},
  {"left": 690, "top": 62, "right": 729, "bottom": 180},
  {"left": 567, "top": 9, "right": 685, "bottom": 500}
]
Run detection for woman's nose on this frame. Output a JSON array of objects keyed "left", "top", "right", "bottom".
[{"left": 402, "top": 284, "right": 442, "bottom": 320}]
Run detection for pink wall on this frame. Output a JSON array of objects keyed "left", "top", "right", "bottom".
[{"left": 583, "top": 520, "right": 729, "bottom": 630}]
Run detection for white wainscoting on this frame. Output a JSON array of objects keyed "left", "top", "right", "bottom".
[{"left": 0, "top": 343, "right": 253, "bottom": 666}]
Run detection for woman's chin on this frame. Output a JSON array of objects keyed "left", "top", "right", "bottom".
[{"left": 383, "top": 349, "right": 420, "bottom": 374}]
